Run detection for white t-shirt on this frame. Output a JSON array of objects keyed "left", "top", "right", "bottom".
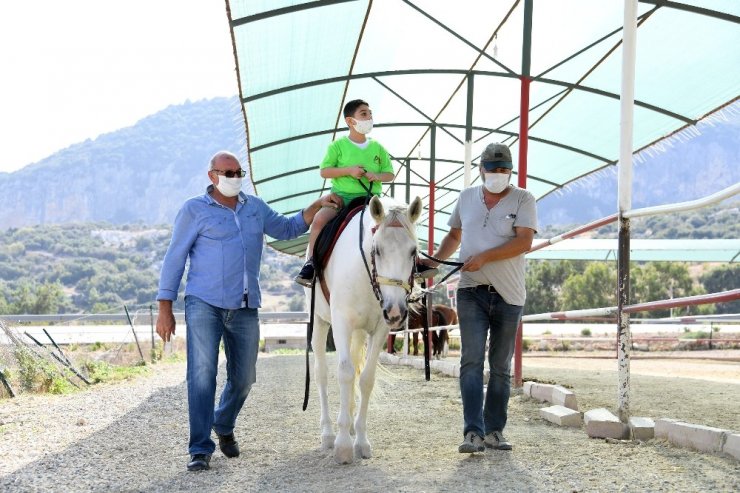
[{"left": 448, "top": 185, "right": 538, "bottom": 306}]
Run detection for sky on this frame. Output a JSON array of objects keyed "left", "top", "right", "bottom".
[{"left": 0, "top": 1, "right": 237, "bottom": 173}]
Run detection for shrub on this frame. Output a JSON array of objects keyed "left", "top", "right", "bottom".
[
  {"left": 83, "top": 360, "right": 112, "bottom": 383},
  {"left": 14, "top": 347, "right": 73, "bottom": 393},
  {"left": 580, "top": 328, "right": 592, "bottom": 337}
]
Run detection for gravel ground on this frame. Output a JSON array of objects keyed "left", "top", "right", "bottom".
[{"left": 1, "top": 353, "right": 738, "bottom": 492}]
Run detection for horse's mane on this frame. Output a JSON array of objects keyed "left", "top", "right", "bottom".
[{"left": 372, "top": 201, "right": 418, "bottom": 242}]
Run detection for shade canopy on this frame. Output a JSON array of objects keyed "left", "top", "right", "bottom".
[{"left": 226, "top": 0, "right": 740, "bottom": 255}]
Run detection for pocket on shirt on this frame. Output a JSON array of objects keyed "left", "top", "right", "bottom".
[
  {"left": 493, "top": 216, "right": 516, "bottom": 237},
  {"left": 242, "top": 213, "right": 263, "bottom": 235},
  {"left": 201, "top": 217, "right": 238, "bottom": 241}
]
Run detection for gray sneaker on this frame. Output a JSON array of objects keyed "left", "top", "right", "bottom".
[
  {"left": 484, "top": 430, "right": 512, "bottom": 450},
  {"left": 458, "top": 432, "right": 485, "bottom": 453}
]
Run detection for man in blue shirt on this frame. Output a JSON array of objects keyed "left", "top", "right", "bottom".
[{"left": 156, "top": 151, "right": 340, "bottom": 471}]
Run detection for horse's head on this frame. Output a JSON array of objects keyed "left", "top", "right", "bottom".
[{"left": 368, "top": 195, "right": 422, "bottom": 330}]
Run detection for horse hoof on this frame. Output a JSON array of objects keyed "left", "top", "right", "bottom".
[
  {"left": 334, "top": 447, "right": 354, "bottom": 464},
  {"left": 354, "top": 442, "right": 372, "bottom": 459},
  {"left": 321, "top": 434, "right": 335, "bottom": 450}
]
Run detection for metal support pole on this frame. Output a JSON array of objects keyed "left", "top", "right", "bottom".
[
  {"left": 389, "top": 158, "right": 413, "bottom": 354},
  {"left": 617, "top": 0, "right": 638, "bottom": 422},
  {"left": 464, "top": 74, "right": 474, "bottom": 187},
  {"left": 514, "top": 0, "right": 533, "bottom": 389},
  {"left": 405, "top": 158, "right": 411, "bottom": 204},
  {"left": 124, "top": 305, "right": 146, "bottom": 363},
  {"left": 150, "top": 304, "right": 156, "bottom": 363},
  {"left": 427, "top": 125, "right": 437, "bottom": 356}
]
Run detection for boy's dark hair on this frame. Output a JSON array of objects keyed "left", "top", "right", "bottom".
[{"left": 343, "top": 99, "right": 369, "bottom": 118}]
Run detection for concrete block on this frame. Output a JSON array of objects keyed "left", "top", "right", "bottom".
[
  {"left": 722, "top": 433, "right": 740, "bottom": 461},
  {"left": 552, "top": 385, "right": 578, "bottom": 410},
  {"left": 411, "top": 358, "right": 425, "bottom": 369},
  {"left": 584, "top": 408, "right": 627, "bottom": 439},
  {"left": 540, "top": 405, "right": 582, "bottom": 428},
  {"left": 655, "top": 418, "right": 681, "bottom": 440},
  {"left": 439, "top": 361, "right": 456, "bottom": 377},
  {"left": 380, "top": 353, "right": 399, "bottom": 365},
  {"left": 670, "top": 422, "right": 727, "bottom": 454},
  {"left": 629, "top": 417, "right": 655, "bottom": 441},
  {"left": 530, "top": 383, "right": 555, "bottom": 403},
  {"left": 523, "top": 381, "right": 533, "bottom": 397}
]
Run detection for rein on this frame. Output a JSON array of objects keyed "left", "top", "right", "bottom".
[{"left": 357, "top": 182, "right": 414, "bottom": 306}]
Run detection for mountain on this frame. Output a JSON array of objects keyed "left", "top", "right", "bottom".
[
  {"left": 0, "top": 97, "right": 246, "bottom": 229},
  {"left": 0, "top": 97, "right": 737, "bottom": 230}
]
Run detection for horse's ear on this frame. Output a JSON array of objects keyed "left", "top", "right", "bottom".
[
  {"left": 369, "top": 196, "right": 385, "bottom": 223},
  {"left": 407, "top": 196, "right": 422, "bottom": 223}
]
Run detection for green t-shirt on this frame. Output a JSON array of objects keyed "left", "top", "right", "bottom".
[{"left": 320, "top": 137, "right": 394, "bottom": 198}]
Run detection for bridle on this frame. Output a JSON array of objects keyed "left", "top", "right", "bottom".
[
  {"left": 366, "top": 223, "right": 415, "bottom": 306},
  {"left": 360, "top": 215, "right": 415, "bottom": 309}
]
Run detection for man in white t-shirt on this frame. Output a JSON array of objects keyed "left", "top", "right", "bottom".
[{"left": 421, "top": 142, "right": 537, "bottom": 453}]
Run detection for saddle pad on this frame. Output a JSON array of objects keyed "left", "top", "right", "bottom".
[{"left": 313, "top": 197, "right": 368, "bottom": 276}]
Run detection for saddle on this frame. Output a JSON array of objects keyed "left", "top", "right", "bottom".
[{"left": 313, "top": 196, "right": 368, "bottom": 279}]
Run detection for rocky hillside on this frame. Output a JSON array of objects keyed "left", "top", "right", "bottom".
[{"left": 0, "top": 97, "right": 246, "bottom": 229}]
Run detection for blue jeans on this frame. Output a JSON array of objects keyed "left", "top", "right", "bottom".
[
  {"left": 184, "top": 295, "right": 260, "bottom": 455},
  {"left": 457, "top": 287, "right": 523, "bottom": 438}
]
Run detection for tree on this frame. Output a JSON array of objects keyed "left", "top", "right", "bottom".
[
  {"left": 32, "top": 282, "right": 65, "bottom": 314},
  {"left": 700, "top": 264, "right": 740, "bottom": 314},
  {"left": 525, "top": 260, "right": 583, "bottom": 315},
  {"left": 560, "top": 262, "right": 617, "bottom": 310},
  {"left": 630, "top": 262, "right": 698, "bottom": 318}
]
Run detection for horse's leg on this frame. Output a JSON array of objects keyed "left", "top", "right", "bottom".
[
  {"left": 412, "top": 331, "right": 419, "bottom": 356},
  {"left": 312, "top": 317, "right": 334, "bottom": 450},
  {"left": 353, "top": 327, "right": 385, "bottom": 459},
  {"left": 432, "top": 329, "right": 440, "bottom": 358},
  {"left": 331, "top": 319, "right": 355, "bottom": 464},
  {"left": 348, "top": 328, "right": 366, "bottom": 436}
]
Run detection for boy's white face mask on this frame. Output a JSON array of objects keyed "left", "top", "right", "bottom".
[
  {"left": 351, "top": 118, "right": 374, "bottom": 135},
  {"left": 483, "top": 172, "right": 510, "bottom": 194},
  {"left": 215, "top": 176, "right": 243, "bottom": 197}
]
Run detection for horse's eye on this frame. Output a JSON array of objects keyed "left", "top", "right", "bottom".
[
  {"left": 410, "top": 249, "right": 417, "bottom": 258},
  {"left": 376, "top": 249, "right": 382, "bottom": 258}
]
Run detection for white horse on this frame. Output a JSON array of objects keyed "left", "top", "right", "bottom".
[{"left": 308, "top": 196, "right": 422, "bottom": 464}]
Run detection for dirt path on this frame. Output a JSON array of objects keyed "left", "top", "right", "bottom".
[{"left": 0, "top": 354, "right": 738, "bottom": 492}]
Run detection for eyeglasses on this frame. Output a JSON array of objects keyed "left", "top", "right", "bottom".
[{"left": 211, "top": 168, "right": 247, "bottom": 178}]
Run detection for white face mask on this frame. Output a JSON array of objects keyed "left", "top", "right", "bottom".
[
  {"left": 215, "top": 176, "right": 243, "bottom": 197},
  {"left": 483, "top": 172, "right": 510, "bottom": 194},
  {"left": 351, "top": 118, "right": 373, "bottom": 135}
]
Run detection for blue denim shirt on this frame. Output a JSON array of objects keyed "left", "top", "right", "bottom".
[{"left": 157, "top": 185, "right": 308, "bottom": 309}]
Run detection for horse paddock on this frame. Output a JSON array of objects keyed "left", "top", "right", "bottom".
[{"left": 0, "top": 352, "right": 737, "bottom": 492}]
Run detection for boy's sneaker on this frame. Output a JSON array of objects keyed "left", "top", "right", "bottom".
[
  {"left": 484, "top": 431, "right": 512, "bottom": 450},
  {"left": 458, "top": 432, "right": 485, "bottom": 453},
  {"left": 414, "top": 262, "right": 439, "bottom": 279},
  {"left": 294, "top": 259, "right": 315, "bottom": 287}
]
